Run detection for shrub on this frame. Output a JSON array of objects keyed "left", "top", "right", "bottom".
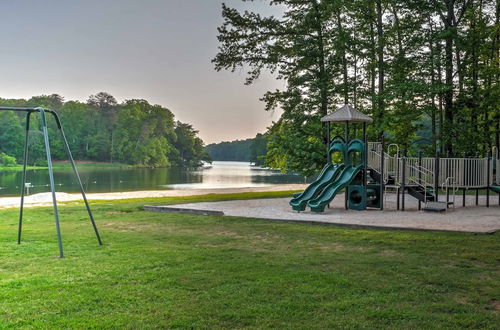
[{"left": 0, "top": 153, "right": 17, "bottom": 166}]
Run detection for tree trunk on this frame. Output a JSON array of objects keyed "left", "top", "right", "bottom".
[
  {"left": 337, "top": 12, "right": 349, "bottom": 104},
  {"left": 437, "top": 40, "right": 444, "bottom": 154},
  {"left": 376, "top": 0, "right": 385, "bottom": 135},
  {"left": 429, "top": 20, "right": 437, "bottom": 153},
  {"left": 312, "top": 1, "right": 329, "bottom": 145},
  {"left": 443, "top": 1, "right": 456, "bottom": 156},
  {"left": 370, "top": 20, "right": 376, "bottom": 118}
]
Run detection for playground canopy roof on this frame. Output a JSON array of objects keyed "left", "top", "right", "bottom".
[{"left": 321, "top": 104, "right": 373, "bottom": 123}]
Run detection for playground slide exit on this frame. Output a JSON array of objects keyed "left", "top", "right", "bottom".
[
  {"left": 289, "top": 163, "right": 345, "bottom": 211},
  {"left": 308, "top": 164, "right": 363, "bottom": 213}
]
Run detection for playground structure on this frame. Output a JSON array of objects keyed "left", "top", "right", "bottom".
[
  {"left": 290, "top": 105, "right": 500, "bottom": 213},
  {"left": 0, "top": 107, "right": 102, "bottom": 258}
]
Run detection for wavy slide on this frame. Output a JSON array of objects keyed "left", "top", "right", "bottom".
[
  {"left": 308, "top": 164, "right": 363, "bottom": 213},
  {"left": 289, "top": 163, "right": 344, "bottom": 211}
]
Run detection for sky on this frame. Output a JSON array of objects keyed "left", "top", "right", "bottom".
[{"left": 0, "top": 0, "right": 283, "bottom": 144}]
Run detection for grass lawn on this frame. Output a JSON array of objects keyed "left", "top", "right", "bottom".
[{"left": 0, "top": 192, "right": 498, "bottom": 328}]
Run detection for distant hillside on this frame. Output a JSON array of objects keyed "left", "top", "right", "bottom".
[{"left": 205, "top": 134, "right": 267, "bottom": 165}]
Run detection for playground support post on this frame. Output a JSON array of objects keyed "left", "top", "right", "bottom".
[
  {"left": 401, "top": 149, "right": 406, "bottom": 211},
  {"left": 326, "top": 122, "right": 331, "bottom": 163},
  {"left": 18, "top": 112, "right": 31, "bottom": 244},
  {"left": 363, "top": 123, "right": 367, "bottom": 210},
  {"left": 418, "top": 151, "right": 422, "bottom": 210},
  {"left": 380, "top": 133, "right": 384, "bottom": 210},
  {"left": 396, "top": 149, "right": 400, "bottom": 210},
  {"left": 344, "top": 122, "right": 349, "bottom": 210},
  {"left": 486, "top": 152, "right": 491, "bottom": 208},
  {"left": 434, "top": 151, "right": 440, "bottom": 201},
  {"left": 462, "top": 153, "right": 467, "bottom": 207}
]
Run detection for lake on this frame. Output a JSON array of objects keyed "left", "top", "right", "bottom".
[{"left": 0, "top": 161, "right": 307, "bottom": 196}]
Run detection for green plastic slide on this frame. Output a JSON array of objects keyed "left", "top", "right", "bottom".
[
  {"left": 490, "top": 185, "right": 500, "bottom": 194},
  {"left": 307, "top": 164, "right": 363, "bottom": 213},
  {"left": 289, "top": 163, "right": 345, "bottom": 211}
]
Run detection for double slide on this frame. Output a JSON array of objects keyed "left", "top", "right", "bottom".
[
  {"left": 289, "top": 163, "right": 345, "bottom": 211},
  {"left": 307, "top": 164, "right": 363, "bottom": 213},
  {"left": 290, "top": 138, "right": 364, "bottom": 213}
]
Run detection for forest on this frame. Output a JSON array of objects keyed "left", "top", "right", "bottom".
[
  {"left": 205, "top": 133, "right": 268, "bottom": 165},
  {"left": 213, "top": 0, "right": 500, "bottom": 176},
  {"left": 0, "top": 93, "right": 210, "bottom": 168}
]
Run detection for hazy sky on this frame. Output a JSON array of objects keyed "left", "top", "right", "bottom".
[{"left": 0, "top": 0, "right": 283, "bottom": 144}]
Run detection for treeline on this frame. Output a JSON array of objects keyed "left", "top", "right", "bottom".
[
  {"left": 0, "top": 93, "right": 211, "bottom": 167},
  {"left": 214, "top": 0, "right": 500, "bottom": 176},
  {"left": 205, "top": 133, "right": 267, "bottom": 165}
]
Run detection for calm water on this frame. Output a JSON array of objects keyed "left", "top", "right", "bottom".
[{"left": 0, "top": 161, "right": 307, "bottom": 196}]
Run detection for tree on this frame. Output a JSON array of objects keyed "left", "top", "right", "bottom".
[
  {"left": 249, "top": 133, "right": 268, "bottom": 165},
  {"left": 0, "top": 111, "right": 23, "bottom": 160},
  {"left": 214, "top": 0, "right": 499, "bottom": 175},
  {"left": 87, "top": 92, "right": 118, "bottom": 161},
  {"left": 213, "top": 1, "right": 342, "bottom": 176},
  {"left": 174, "top": 122, "right": 211, "bottom": 167}
]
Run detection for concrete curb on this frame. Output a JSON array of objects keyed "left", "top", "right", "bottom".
[{"left": 144, "top": 205, "right": 224, "bottom": 216}]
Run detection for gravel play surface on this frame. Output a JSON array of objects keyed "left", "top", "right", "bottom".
[{"left": 164, "top": 193, "right": 500, "bottom": 233}]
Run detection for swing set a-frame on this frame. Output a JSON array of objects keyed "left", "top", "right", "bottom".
[{"left": 0, "top": 106, "right": 102, "bottom": 258}]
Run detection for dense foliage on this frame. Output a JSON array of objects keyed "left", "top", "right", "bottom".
[
  {"left": 0, "top": 93, "right": 211, "bottom": 168},
  {"left": 205, "top": 133, "right": 268, "bottom": 165},
  {"left": 214, "top": 0, "right": 500, "bottom": 176}
]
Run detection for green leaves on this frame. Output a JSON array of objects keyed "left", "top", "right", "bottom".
[
  {"left": 215, "top": 0, "right": 500, "bottom": 175},
  {"left": 0, "top": 95, "right": 208, "bottom": 168}
]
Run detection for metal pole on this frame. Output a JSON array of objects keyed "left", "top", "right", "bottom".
[
  {"left": 418, "top": 151, "right": 422, "bottom": 210},
  {"left": 396, "top": 150, "right": 400, "bottom": 210},
  {"left": 345, "top": 122, "right": 349, "bottom": 210},
  {"left": 345, "top": 122, "right": 349, "bottom": 142},
  {"left": 39, "top": 109, "right": 64, "bottom": 258},
  {"left": 50, "top": 111, "right": 103, "bottom": 245},
  {"left": 487, "top": 152, "right": 491, "bottom": 207},
  {"left": 462, "top": 153, "right": 467, "bottom": 207},
  {"left": 401, "top": 149, "right": 406, "bottom": 211},
  {"left": 380, "top": 133, "right": 384, "bottom": 210},
  {"left": 363, "top": 127, "right": 368, "bottom": 210},
  {"left": 18, "top": 112, "right": 31, "bottom": 244},
  {"left": 435, "top": 151, "right": 440, "bottom": 201},
  {"left": 327, "top": 122, "right": 331, "bottom": 163}
]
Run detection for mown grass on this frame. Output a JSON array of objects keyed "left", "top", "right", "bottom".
[{"left": 0, "top": 192, "right": 498, "bottom": 328}]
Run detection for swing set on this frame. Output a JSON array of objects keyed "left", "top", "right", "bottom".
[{"left": 0, "top": 107, "right": 102, "bottom": 258}]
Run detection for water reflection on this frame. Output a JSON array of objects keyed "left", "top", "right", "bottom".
[{"left": 0, "top": 161, "right": 307, "bottom": 196}]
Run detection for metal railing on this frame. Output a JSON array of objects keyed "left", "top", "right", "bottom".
[
  {"left": 406, "top": 163, "right": 434, "bottom": 202},
  {"left": 367, "top": 142, "right": 495, "bottom": 189},
  {"left": 442, "top": 177, "right": 458, "bottom": 207},
  {"left": 496, "top": 159, "right": 500, "bottom": 185}
]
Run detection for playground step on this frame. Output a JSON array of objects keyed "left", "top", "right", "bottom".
[
  {"left": 423, "top": 201, "right": 448, "bottom": 212},
  {"left": 407, "top": 186, "right": 435, "bottom": 203},
  {"left": 367, "top": 168, "right": 396, "bottom": 185}
]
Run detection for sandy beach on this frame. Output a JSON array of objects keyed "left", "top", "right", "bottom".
[{"left": 0, "top": 184, "right": 307, "bottom": 209}]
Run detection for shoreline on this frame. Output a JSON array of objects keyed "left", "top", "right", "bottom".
[{"left": 0, "top": 184, "right": 307, "bottom": 209}]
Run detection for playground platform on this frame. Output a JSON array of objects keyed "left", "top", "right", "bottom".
[{"left": 148, "top": 193, "right": 500, "bottom": 234}]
